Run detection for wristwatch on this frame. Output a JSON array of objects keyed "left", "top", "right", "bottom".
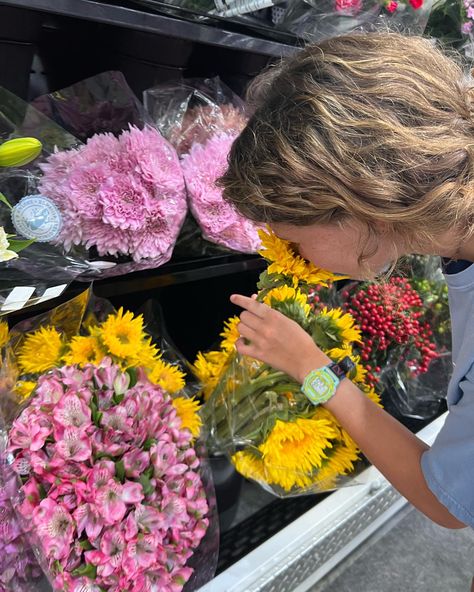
[{"left": 301, "top": 356, "right": 355, "bottom": 406}]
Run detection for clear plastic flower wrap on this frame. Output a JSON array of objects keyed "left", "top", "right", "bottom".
[
  {"left": 144, "top": 77, "right": 261, "bottom": 255},
  {"left": 28, "top": 71, "right": 188, "bottom": 278},
  {"left": 0, "top": 87, "right": 91, "bottom": 315},
  {"left": 277, "top": 0, "right": 432, "bottom": 42},
  {"left": 143, "top": 76, "right": 248, "bottom": 157},
  {"left": 333, "top": 255, "right": 451, "bottom": 421},
  {"left": 0, "top": 290, "right": 218, "bottom": 592},
  {"left": 197, "top": 229, "right": 381, "bottom": 497}
]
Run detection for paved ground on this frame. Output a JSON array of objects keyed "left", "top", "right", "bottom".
[{"left": 311, "top": 506, "right": 474, "bottom": 592}]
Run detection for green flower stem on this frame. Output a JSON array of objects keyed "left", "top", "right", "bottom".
[
  {"left": 214, "top": 377, "right": 300, "bottom": 443},
  {"left": 208, "top": 369, "right": 287, "bottom": 426}
]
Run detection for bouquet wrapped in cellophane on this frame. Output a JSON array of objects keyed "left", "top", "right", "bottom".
[
  {"left": 333, "top": 255, "right": 451, "bottom": 420},
  {"left": 196, "top": 229, "right": 380, "bottom": 497},
  {"left": 0, "top": 87, "right": 93, "bottom": 315},
  {"left": 0, "top": 291, "right": 217, "bottom": 592},
  {"left": 29, "top": 72, "right": 188, "bottom": 275},
  {"left": 145, "top": 77, "right": 262, "bottom": 255}
]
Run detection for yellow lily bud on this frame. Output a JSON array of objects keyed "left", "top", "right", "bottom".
[{"left": 0, "top": 137, "right": 42, "bottom": 167}]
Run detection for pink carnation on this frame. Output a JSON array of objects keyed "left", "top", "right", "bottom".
[
  {"left": 38, "top": 125, "right": 187, "bottom": 264},
  {"left": 181, "top": 132, "right": 262, "bottom": 253},
  {"left": 7, "top": 361, "right": 209, "bottom": 592}
]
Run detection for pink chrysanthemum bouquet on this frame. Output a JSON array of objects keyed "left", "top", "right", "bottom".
[
  {"left": 7, "top": 360, "right": 209, "bottom": 592},
  {"left": 39, "top": 125, "right": 187, "bottom": 264},
  {"left": 180, "top": 132, "right": 261, "bottom": 253}
]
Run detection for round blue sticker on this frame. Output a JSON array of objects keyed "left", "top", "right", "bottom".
[{"left": 11, "top": 195, "right": 62, "bottom": 242}]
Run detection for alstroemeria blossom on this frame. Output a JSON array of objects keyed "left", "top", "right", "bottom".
[{"left": 7, "top": 361, "right": 209, "bottom": 592}]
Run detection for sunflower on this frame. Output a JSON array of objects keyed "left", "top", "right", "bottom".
[
  {"left": 258, "top": 417, "right": 337, "bottom": 491},
  {"left": 147, "top": 357, "right": 185, "bottom": 394},
  {"left": 99, "top": 308, "right": 145, "bottom": 359},
  {"left": 63, "top": 335, "right": 106, "bottom": 367},
  {"left": 0, "top": 321, "right": 9, "bottom": 348},
  {"left": 258, "top": 228, "right": 341, "bottom": 287},
  {"left": 220, "top": 316, "right": 240, "bottom": 352},
  {"left": 263, "top": 284, "right": 311, "bottom": 318},
  {"left": 312, "top": 440, "right": 360, "bottom": 490},
  {"left": 364, "top": 386, "right": 382, "bottom": 406},
  {"left": 127, "top": 337, "right": 161, "bottom": 369},
  {"left": 14, "top": 380, "right": 36, "bottom": 402},
  {"left": 17, "top": 326, "right": 64, "bottom": 374},
  {"left": 172, "top": 396, "right": 202, "bottom": 438},
  {"left": 232, "top": 450, "right": 267, "bottom": 483},
  {"left": 193, "top": 350, "right": 231, "bottom": 400},
  {"left": 315, "top": 307, "right": 362, "bottom": 349}
]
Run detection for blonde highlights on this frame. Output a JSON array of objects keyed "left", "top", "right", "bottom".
[{"left": 220, "top": 33, "right": 474, "bottom": 251}]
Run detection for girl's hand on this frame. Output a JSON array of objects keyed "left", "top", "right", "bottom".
[{"left": 230, "top": 294, "right": 330, "bottom": 383}]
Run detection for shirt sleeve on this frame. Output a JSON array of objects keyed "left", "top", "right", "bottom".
[{"left": 421, "top": 363, "right": 474, "bottom": 528}]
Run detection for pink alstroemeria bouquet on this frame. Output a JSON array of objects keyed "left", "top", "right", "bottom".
[
  {"left": 38, "top": 125, "right": 187, "bottom": 264},
  {"left": 7, "top": 360, "right": 209, "bottom": 592}
]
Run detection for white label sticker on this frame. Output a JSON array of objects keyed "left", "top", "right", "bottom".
[
  {"left": 1, "top": 286, "right": 36, "bottom": 312},
  {"left": 11, "top": 194, "right": 62, "bottom": 242},
  {"left": 35, "top": 284, "right": 68, "bottom": 304}
]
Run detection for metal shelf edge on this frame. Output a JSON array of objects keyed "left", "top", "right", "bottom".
[{"left": 0, "top": 0, "right": 297, "bottom": 58}]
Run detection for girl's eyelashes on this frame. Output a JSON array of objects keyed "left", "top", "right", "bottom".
[{"left": 290, "top": 242, "right": 302, "bottom": 256}]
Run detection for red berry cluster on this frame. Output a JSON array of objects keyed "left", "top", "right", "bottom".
[{"left": 342, "top": 278, "right": 438, "bottom": 388}]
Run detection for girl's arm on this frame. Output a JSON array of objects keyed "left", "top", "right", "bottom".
[{"left": 231, "top": 294, "right": 466, "bottom": 529}]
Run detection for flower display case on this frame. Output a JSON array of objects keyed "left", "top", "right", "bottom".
[{"left": 0, "top": 2, "right": 450, "bottom": 590}]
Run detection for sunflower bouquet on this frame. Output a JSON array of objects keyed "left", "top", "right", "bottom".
[{"left": 196, "top": 229, "right": 380, "bottom": 496}]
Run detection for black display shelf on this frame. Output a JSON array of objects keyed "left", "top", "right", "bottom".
[
  {"left": 0, "top": 0, "right": 297, "bottom": 59},
  {"left": 6, "top": 253, "right": 266, "bottom": 323},
  {"left": 91, "top": 252, "right": 266, "bottom": 298}
]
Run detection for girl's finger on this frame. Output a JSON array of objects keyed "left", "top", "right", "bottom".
[
  {"left": 240, "top": 310, "right": 262, "bottom": 331},
  {"left": 236, "top": 321, "right": 259, "bottom": 342},
  {"left": 230, "top": 294, "right": 268, "bottom": 319}
]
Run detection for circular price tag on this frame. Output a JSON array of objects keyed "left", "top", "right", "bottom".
[{"left": 11, "top": 195, "right": 62, "bottom": 242}]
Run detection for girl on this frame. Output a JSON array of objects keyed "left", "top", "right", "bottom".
[{"left": 221, "top": 33, "right": 474, "bottom": 537}]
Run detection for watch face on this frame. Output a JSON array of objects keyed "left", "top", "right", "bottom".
[{"left": 310, "top": 373, "right": 333, "bottom": 397}]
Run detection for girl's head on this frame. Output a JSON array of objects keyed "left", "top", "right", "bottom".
[{"left": 220, "top": 33, "right": 474, "bottom": 279}]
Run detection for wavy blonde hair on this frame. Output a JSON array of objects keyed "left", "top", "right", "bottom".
[{"left": 220, "top": 33, "right": 474, "bottom": 252}]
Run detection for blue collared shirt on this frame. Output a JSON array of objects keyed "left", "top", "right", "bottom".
[{"left": 421, "top": 260, "right": 474, "bottom": 527}]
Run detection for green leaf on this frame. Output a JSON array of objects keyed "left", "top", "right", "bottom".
[
  {"left": 0, "top": 192, "right": 12, "bottom": 209},
  {"left": 139, "top": 474, "right": 155, "bottom": 497},
  {"left": 112, "top": 392, "right": 124, "bottom": 405},
  {"left": 115, "top": 459, "right": 125, "bottom": 483},
  {"left": 142, "top": 437, "right": 156, "bottom": 451},
  {"left": 79, "top": 539, "right": 93, "bottom": 551},
  {"left": 72, "top": 563, "right": 97, "bottom": 579},
  {"left": 127, "top": 367, "right": 138, "bottom": 389},
  {"left": 8, "top": 238, "right": 35, "bottom": 253}
]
